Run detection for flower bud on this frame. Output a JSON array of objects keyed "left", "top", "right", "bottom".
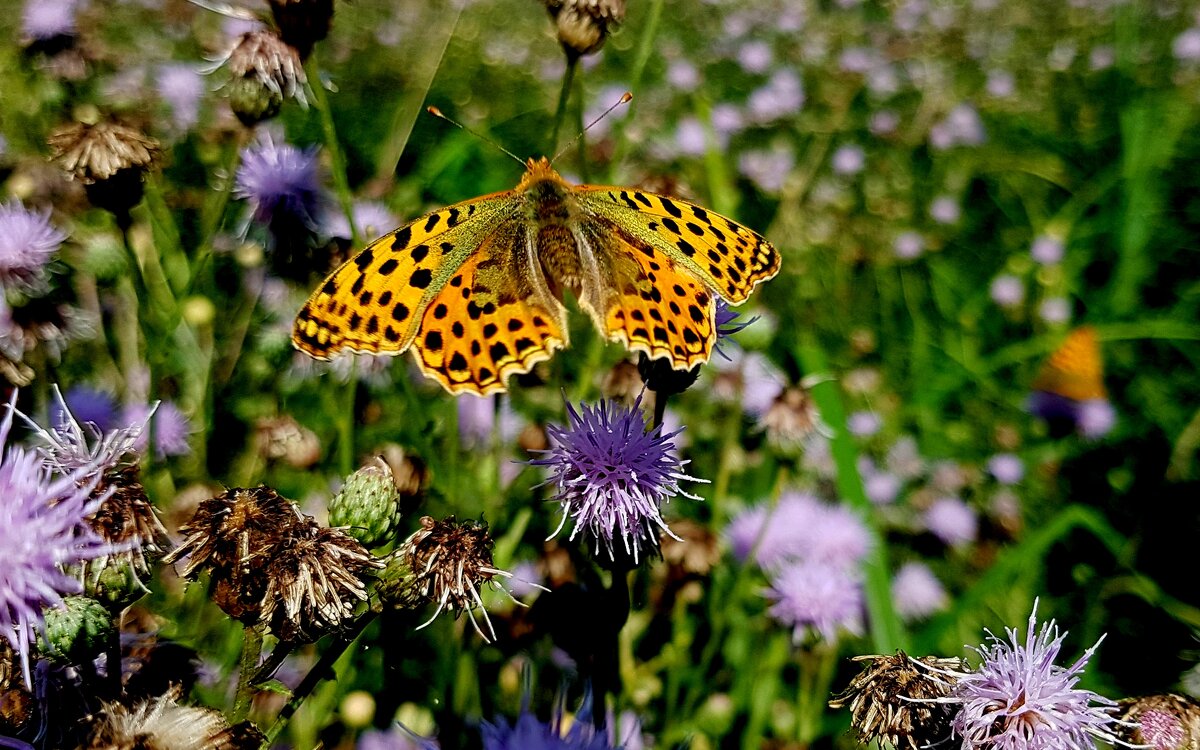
[
  {"left": 48, "top": 120, "right": 161, "bottom": 223},
  {"left": 226, "top": 75, "right": 284, "bottom": 127},
  {"left": 269, "top": 0, "right": 334, "bottom": 60},
  {"left": 42, "top": 596, "right": 114, "bottom": 663},
  {"left": 543, "top": 0, "right": 626, "bottom": 58},
  {"left": 329, "top": 457, "right": 400, "bottom": 548}
]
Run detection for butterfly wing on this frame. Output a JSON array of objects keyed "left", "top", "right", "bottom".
[
  {"left": 1032, "top": 326, "right": 1107, "bottom": 401},
  {"left": 293, "top": 193, "right": 568, "bottom": 394},
  {"left": 574, "top": 187, "right": 781, "bottom": 304}
]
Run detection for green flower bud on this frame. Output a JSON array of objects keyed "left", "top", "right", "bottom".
[
  {"left": 42, "top": 596, "right": 113, "bottom": 663},
  {"left": 226, "top": 76, "right": 283, "bottom": 127},
  {"left": 374, "top": 550, "right": 420, "bottom": 610},
  {"left": 87, "top": 560, "right": 147, "bottom": 611},
  {"left": 329, "top": 457, "right": 400, "bottom": 548}
]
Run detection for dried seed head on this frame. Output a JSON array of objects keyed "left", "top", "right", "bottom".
[
  {"left": 220, "top": 30, "right": 308, "bottom": 126},
  {"left": 253, "top": 414, "right": 320, "bottom": 468},
  {"left": 83, "top": 688, "right": 266, "bottom": 750},
  {"left": 87, "top": 465, "right": 171, "bottom": 578},
  {"left": 1115, "top": 694, "right": 1200, "bottom": 750},
  {"left": 394, "top": 516, "right": 512, "bottom": 641},
  {"left": 760, "top": 385, "right": 826, "bottom": 454},
  {"left": 47, "top": 120, "right": 161, "bottom": 220},
  {"left": 328, "top": 457, "right": 400, "bottom": 548},
  {"left": 542, "top": 0, "right": 626, "bottom": 57},
  {"left": 163, "top": 486, "right": 303, "bottom": 622},
  {"left": 659, "top": 518, "right": 719, "bottom": 577},
  {"left": 269, "top": 0, "right": 334, "bottom": 60},
  {"left": 600, "top": 358, "right": 645, "bottom": 406},
  {"left": 828, "top": 651, "right": 964, "bottom": 750},
  {"left": 259, "top": 518, "right": 383, "bottom": 643}
]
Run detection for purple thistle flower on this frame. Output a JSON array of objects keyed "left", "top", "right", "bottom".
[
  {"left": 674, "top": 117, "right": 709, "bottom": 157},
  {"left": 1077, "top": 399, "right": 1116, "bottom": 439},
  {"left": 831, "top": 144, "right": 865, "bottom": 175},
  {"left": 531, "top": 397, "right": 705, "bottom": 563},
  {"left": 713, "top": 300, "right": 759, "bottom": 361},
  {"left": 156, "top": 63, "right": 205, "bottom": 133},
  {"left": 923, "top": 496, "right": 978, "bottom": 547},
  {"left": 666, "top": 60, "right": 700, "bottom": 91},
  {"left": 863, "top": 470, "right": 901, "bottom": 505},
  {"left": 323, "top": 201, "right": 398, "bottom": 243},
  {"left": 482, "top": 691, "right": 620, "bottom": 750},
  {"left": 21, "top": 385, "right": 143, "bottom": 477},
  {"left": 51, "top": 385, "right": 118, "bottom": 434},
  {"left": 21, "top": 0, "right": 78, "bottom": 41},
  {"left": 234, "top": 134, "right": 324, "bottom": 228},
  {"left": 929, "top": 104, "right": 986, "bottom": 150},
  {"left": 847, "top": 410, "right": 882, "bottom": 438},
  {"left": 893, "top": 231, "right": 925, "bottom": 260},
  {"left": 0, "top": 200, "right": 67, "bottom": 294},
  {"left": 710, "top": 103, "right": 745, "bottom": 137},
  {"left": 457, "top": 394, "right": 521, "bottom": 450},
  {"left": 1174, "top": 28, "right": 1200, "bottom": 62},
  {"left": 869, "top": 110, "right": 900, "bottom": 136},
  {"left": 987, "top": 453, "right": 1025, "bottom": 485},
  {"left": 738, "top": 147, "right": 794, "bottom": 193},
  {"left": 123, "top": 401, "right": 191, "bottom": 459},
  {"left": 737, "top": 40, "right": 773, "bottom": 73},
  {"left": 990, "top": 275, "right": 1025, "bottom": 307},
  {"left": 891, "top": 561, "right": 947, "bottom": 621},
  {"left": 0, "top": 393, "right": 118, "bottom": 688},
  {"left": 358, "top": 727, "right": 440, "bottom": 750},
  {"left": 765, "top": 559, "right": 863, "bottom": 643},
  {"left": 1031, "top": 235, "right": 1065, "bottom": 265},
  {"left": 951, "top": 602, "right": 1120, "bottom": 749},
  {"left": 746, "top": 68, "right": 804, "bottom": 123},
  {"left": 724, "top": 492, "right": 870, "bottom": 570},
  {"left": 929, "top": 195, "right": 961, "bottom": 224}
]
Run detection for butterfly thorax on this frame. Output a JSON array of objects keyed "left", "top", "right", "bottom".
[{"left": 515, "top": 158, "right": 593, "bottom": 300}]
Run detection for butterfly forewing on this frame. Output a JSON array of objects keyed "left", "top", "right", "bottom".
[
  {"left": 292, "top": 194, "right": 520, "bottom": 360},
  {"left": 1032, "top": 326, "right": 1107, "bottom": 401},
  {"left": 575, "top": 187, "right": 781, "bottom": 304}
]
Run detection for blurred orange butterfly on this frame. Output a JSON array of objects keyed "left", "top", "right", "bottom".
[{"left": 1032, "top": 326, "right": 1106, "bottom": 401}]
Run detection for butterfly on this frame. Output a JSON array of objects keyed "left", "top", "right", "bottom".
[
  {"left": 1031, "top": 325, "right": 1107, "bottom": 401},
  {"left": 292, "top": 157, "right": 780, "bottom": 394}
]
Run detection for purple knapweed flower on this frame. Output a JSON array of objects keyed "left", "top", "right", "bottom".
[
  {"left": 1174, "top": 28, "right": 1200, "bottom": 62},
  {"left": 929, "top": 195, "right": 960, "bottom": 224},
  {"left": 725, "top": 492, "right": 870, "bottom": 570},
  {"left": 863, "top": 470, "right": 901, "bottom": 505},
  {"left": 891, "top": 561, "right": 947, "bottom": 621},
  {"left": 323, "top": 201, "right": 398, "bottom": 244},
  {"left": 710, "top": 103, "right": 745, "bottom": 137},
  {"left": 0, "top": 200, "right": 67, "bottom": 294},
  {"left": 531, "top": 397, "right": 705, "bottom": 563},
  {"left": 482, "top": 691, "right": 620, "bottom": 750},
  {"left": 713, "top": 300, "right": 758, "bottom": 361},
  {"left": 457, "top": 394, "right": 521, "bottom": 450},
  {"left": 234, "top": 135, "right": 323, "bottom": 229},
  {"left": 1031, "top": 235, "right": 1065, "bottom": 265},
  {"left": 0, "top": 393, "right": 118, "bottom": 687},
  {"left": 21, "top": 0, "right": 78, "bottom": 41},
  {"left": 987, "top": 453, "right": 1025, "bottom": 485},
  {"left": 869, "top": 110, "right": 900, "bottom": 136},
  {"left": 737, "top": 40, "right": 773, "bottom": 73},
  {"left": 123, "top": 401, "right": 191, "bottom": 458},
  {"left": 847, "top": 410, "right": 882, "bottom": 438},
  {"left": 156, "top": 63, "right": 205, "bottom": 133},
  {"left": 950, "top": 602, "right": 1120, "bottom": 749},
  {"left": 51, "top": 385, "right": 118, "bottom": 434},
  {"left": 893, "top": 231, "right": 925, "bottom": 260},
  {"left": 831, "top": 144, "right": 865, "bottom": 175},
  {"left": 1039, "top": 297, "right": 1072, "bottom": 325},
  {"left": 990, "top": 275, "right": 1025, "bottom": 307},
  {"left": 765, "top": 559, "right": 863, "bottom": 643},
  {"left": 924, "top": 496, "right": 978, "bottom": 547}
]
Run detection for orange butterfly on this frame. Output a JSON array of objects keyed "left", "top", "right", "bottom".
[
  {"left": 1031, "top": 326, "right": 1107, "bottom": 401},
  {"left": 292, "top": 157, "right": 780, "bottom": 395}
]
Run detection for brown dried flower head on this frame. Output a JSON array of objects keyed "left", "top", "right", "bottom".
[
  {"left": 47, "top": 120, "right": 161, "bottom": 219},
  {"left": 397, "top": 516, "right": 514, "bottom": 641},
  {"left": 89, "top": 465, "right": 171, "bottom": 575},
  {"left": 269, "top": 0, "right": 334, "bottom": 60},
  {"left": 84, "top": 689, "right": 265, "bottom": 750},
  {"left": 828, "top": 651, "right": 965, "bottom": 750},
  {"left": 659, "top": 518, "right": 720, "bottom": 578},
  {"left": 600, "top": 359, "right": 645, "bottom": 406},
  {"left": 163, "top": 486, "right": 303, "bottom": 622},
  {"left": 259, "top": 518, "right": 383, "bottom": 643},
  {"left": 254, "top": 414, "right": 321, "bottom": 468},
  {"left": 220, "top": 29, "right": 308, "bottom": 126},
  {"left": 760, "top": 385, "right": 827, "bottom": 454},
  {"left": 541, "top": 0, "right": 626, "bottom": 58},
  {"left": 1115, "top": 694, "right": 1200, "bottom": 750},
  {"left": 0, "top": 640, "right": 32, "bottom": 734}
]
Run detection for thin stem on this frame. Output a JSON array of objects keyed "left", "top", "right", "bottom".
[
  {"left": 549, "top": 55, "right": 578, "bottom": 155},
  {"left": 337, "top": 360, "right": 358, "bottom": 478},
  {"left": 307, "top": 50, "right": 360, "bottom": 248},
  {"left": 188, "top": 129, "right": 245, "bottom": 297},
  {"left": 652, "top": 391, "right": 668, "bottom": 429},
  {"left": 574, "top": 66, "right": 588, "bottom": 182},
  {"left": 607, "top": 0, "right": 664, "bottom": 178},
  {"left": 232, "top": 623, "right": 265, "bottom": 724}
]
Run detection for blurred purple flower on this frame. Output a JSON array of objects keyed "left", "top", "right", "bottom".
[
  {"left": 156, "top": 63, "right": 205, "bottom": 132},
  {"left": 359, "top": 727, "right": 440, "bottom": 750},
  {"left": 507, "top": 560, "right": 544, "bottom": 599},
  {"left": 51, "top": 386, "right": 118, "bottom": 434},
  {"left": 929, "top": 104, "right": 986, "bottom": 150},
  {"left": 21, "top": 0, "right": 78, "bottom": 41},
  {"left": 531, "top": 397, "right": 704, "bottom": 563},
  {"left": 222, "top": 15, "right": 263, "bottom": 38},
  {"left": 1078, "top": 399, "right": 1116, "bottom": 439},
  {"left": 1031, "top": 235, "right": 1065, "bottom": 265},
  {"left": 457, "top": 394, "right": 521, "bottom": 450},
  {"left": 863, "top": 470, "right": 901, "bottom": 505},
  {"left": 666, "top": 60, "right": 700, "bottom": 91},
  {"left": 746, "top": 68, "right": 804, "bottom": 123},
  {"left": 674, "top": 117, "right": 708, "bottom": 157},
  {"left": 923, "top": 496, "right": 978, "bottom": 547},
  {"left": 482, "top": 691, "right": 618, "bottom": 750},
  {"left": 990, "top": 274, "right": 1025, "bottom": 307},
  {"left": 323, "top": 201, "right": 398, "bottom": 243},
  {"left": 885, "top": 435, "right": 924, "bottom": 479},
  {"left": 737, "top": 40, "right": 773, "bottom": 73},
  {"left": 0, "top": 200, "right": 67, "bottom": 294},
  {"left": 235, "top": 135, "right": 323, "bottom": 228},
  {"left": 738, "top": 147, "right": 794, "bottom": 193},
  {"left": 838, "top": 47, "right": 879, "bottom": 74},
  {"left": 893, "top": 231, "right": 925, "bottom": 260},
  {"left": 713, "top": 300, "right": 758, "bottom": 361},
  {"left": 710, "top": 103, "right": 745, "bottom": 137},
  {"left": 725, "top": 492, "right": 870, "bottom": 570},
  {"left": 929, "top": 196, "right": 960, "bottom": 224},
  {"left": 869, "top": 110, "right": 900, "bottom": 136},
  {"left": 711, "top": 349, "right": 785, "bottom": 417},
  {"left": 986, "top": 70, "right": 1015, "bottom": 97},
  {"left": 1173, "top": 28, "right": 1200, "bottom": 61},
  {"left": 987, "top": 453, "right": 1024, "bottom": 485},
  {"left": 582, "top": 85, "right": 630, "bottom": 139},
  {"left": 847, "top": 410, "right": 882, "bottom": 438},
  {"left": 1027, "top": 392, "right": 1117, "bottom": 439},
  {"left": 1039, "top": 297, "right": 1072, "bottom": 325},
  {"left": 831, "top": 144, "right": 865, "bottom": 175},
  {"left": 766, "top": 559, "right": 863, "bottom": 642},
  {"left": 0, "top": 394, "right": 117, "bottom": 688},
  {"left": 951, "top": 603, "right": 1119, "bottom": 749},
  {"left": 891, "top": 561, "right": 947, "bottom": 621},
  {"left": 1090, "top": 46, "right": 1115, "bottom": 71},
  {"left": 124, "top": 401, "right": 191, "bottom": 459}
]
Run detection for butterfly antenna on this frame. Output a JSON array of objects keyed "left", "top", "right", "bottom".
[
  {"left": 552, "top": 91, "right": 633, "bottom": 163},
  {"left": 426, "top": 106, "right": 525, "bottom": 166}
]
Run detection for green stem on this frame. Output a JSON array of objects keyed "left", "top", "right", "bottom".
[
  {"left": 549, "top": 55, "right": 578, "bottom": 155},
  {"left": 607, "top": 0, "right": 664, "bottom": 177},
  {"left": 232, "top": 623, "right": 265, "bottom": 724},
  {"left": 189, "top": 130, "right": 245, "bottom": 297},
  {"left": 337, "top": 361, "right": 358, "bottom": 478},
  {"left": 307, "top": 50, "right": 360, "bottom": 248}
]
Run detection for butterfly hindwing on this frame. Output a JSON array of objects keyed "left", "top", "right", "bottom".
[
  {"left": 1032, "top": 326, "right": 1107, "bottom": 401},
  {"left": 411, "top": 220, "right": 568, "bottom": 394},
  {"left": 292, "top": 194, "right": 518, "bottom": 360},
  {"left": 575, "top": 187, "right": 781, "bottom": 304}
]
